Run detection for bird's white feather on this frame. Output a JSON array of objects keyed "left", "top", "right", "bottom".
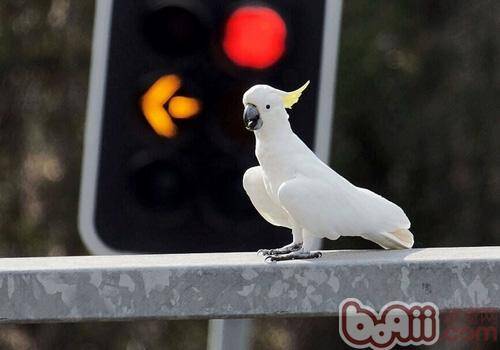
[
  {"left": 243, "top": 166, "right": 290, "bottom": 227},
  {"left": 242, "top": 84, "right": 413, "bottom": 250}
]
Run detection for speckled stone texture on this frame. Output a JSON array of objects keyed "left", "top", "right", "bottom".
[{"left": 0, "top": 247, "right": 498, "bottom": 323}]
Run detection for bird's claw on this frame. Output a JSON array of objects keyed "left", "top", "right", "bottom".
[
  {"left": 264, "top": 255, "right": 277, "bottom": 263},
  {"left": 257, "top": 249, "right": 272, "bottom": 256},
  {"left": 257, "top": 243, "right": 303, "bottom": 256},
  {"left": 264, "top": 251, "right": 322, "bottom": 262}
]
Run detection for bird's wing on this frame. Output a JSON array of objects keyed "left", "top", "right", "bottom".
[
  {"left": 355, "top": 187, "right": 410, "bottom": 230},
  {"left": 277, "top": 177, "right": 348, "bottom": 239},
  {"left": 355, "top": 187, "right": 413, "bottom": 249},
  {"left": 362, "top": 229, "right": 414, "bottom": 249},
  {"left": 243, "top": 166, "right": 290, "bottom": 227},
  {"left": 277, "top": 177, "right": 411, "bottom": 239}
]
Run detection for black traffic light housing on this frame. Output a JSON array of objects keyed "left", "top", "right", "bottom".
[{"left": 79, "top": 0, "right": 339, "bottom": 254}]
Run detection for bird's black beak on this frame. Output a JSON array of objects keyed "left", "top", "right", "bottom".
[{"left": 243, "top": 104, "right": 263, "bottom": 131}]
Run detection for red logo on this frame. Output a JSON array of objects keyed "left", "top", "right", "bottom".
[{"left": 339, "top": 298, "right": 439, "bottom": 349}]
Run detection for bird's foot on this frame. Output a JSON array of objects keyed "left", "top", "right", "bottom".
[
  {"left": 265, "top": 251, "right": 322, "bottom": 262},
  {"left": 258, "top": 242, "right": 303, "bottom": 256}
]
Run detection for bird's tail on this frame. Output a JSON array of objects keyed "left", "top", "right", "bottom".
[{"left": 363, "top": 229, "right": 414, "bottom": 250}]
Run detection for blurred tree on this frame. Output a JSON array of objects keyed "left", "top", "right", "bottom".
[
  {"left": 0, "top": 1, "right": 207, "bottom": 349},
  {"left": 0, "top": 0, "right": 91, "bottom": 257},
  {"left": 328, "top": 0, "right": 499, "bottom": 250}
]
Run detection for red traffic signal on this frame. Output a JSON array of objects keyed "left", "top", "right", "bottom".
[{"left": 223, "top": 6, "right": 287, "bottom": 69}]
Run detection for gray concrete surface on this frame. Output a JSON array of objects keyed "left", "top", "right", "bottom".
[{"left": 0, "top": 247, "right": 499, "bottom": 323}]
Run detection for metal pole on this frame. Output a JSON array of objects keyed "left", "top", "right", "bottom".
[{"left": 207, "top": 319, "right": 253, "bottom": 350}]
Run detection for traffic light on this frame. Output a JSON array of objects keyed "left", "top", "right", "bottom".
[{"left": 79, "top": 0, "right": 339, "bottom": 254}]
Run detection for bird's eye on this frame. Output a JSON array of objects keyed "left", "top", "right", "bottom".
[{"left": 266, "top": 104, "right": 270, "bottom": 109}]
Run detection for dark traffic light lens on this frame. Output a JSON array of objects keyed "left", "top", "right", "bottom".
[
  {"left": 143, "top": 5, "right": 209, "bottom": 56},
  {"left": 130, "top": 159, "right": 186, "bottom": 210}
]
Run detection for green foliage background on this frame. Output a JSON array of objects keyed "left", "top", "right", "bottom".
[{"left": 0, "top": 0, "right": 498, "bottom": 349}]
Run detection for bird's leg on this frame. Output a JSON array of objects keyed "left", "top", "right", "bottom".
[
  {"left": 258, "top": 226, "right": 303, "bottom": 256},
  {"left": 265, "top": 228, "right": 322, "bottom": 262}
]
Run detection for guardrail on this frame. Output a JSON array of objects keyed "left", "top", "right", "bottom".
[{"left": 0, "top": 247, "right": 499, "bottom": 323}]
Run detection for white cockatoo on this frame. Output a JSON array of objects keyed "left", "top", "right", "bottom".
[{"left": 242, "top": 81, "right": 414, "bottom": 261}]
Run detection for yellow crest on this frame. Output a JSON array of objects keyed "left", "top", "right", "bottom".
[{"left": 282, "top": 81, "right": 310, "bottom": 109}]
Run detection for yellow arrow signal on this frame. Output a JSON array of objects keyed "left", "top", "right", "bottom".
[
  {"left": 168, "top": 96, "right": 201, "bottom": 119},
  {"left": 141, "top": 74, "right": 201, "bottom": 138}
]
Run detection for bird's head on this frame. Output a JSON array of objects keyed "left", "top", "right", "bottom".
[{"left": 242, "top": 81, "right": 309, "bottom": 132}]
